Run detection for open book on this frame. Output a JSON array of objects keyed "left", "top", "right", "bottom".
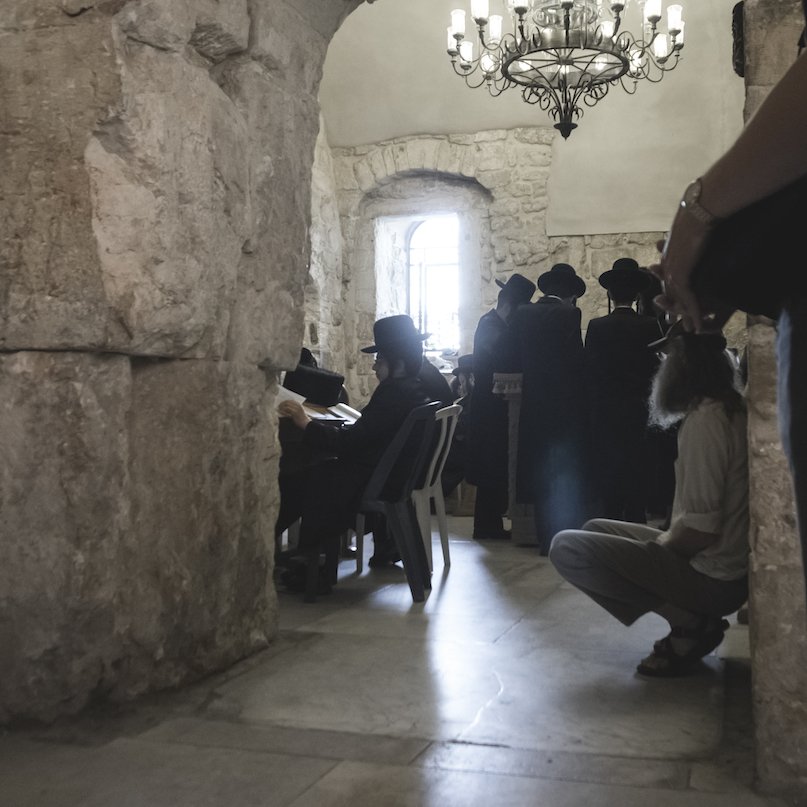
[{"left": 276, "top": 386, "right": 361, "bottom": 424}]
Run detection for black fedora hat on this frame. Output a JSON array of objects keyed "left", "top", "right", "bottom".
[
  {"left": 360, "top": 314, "right": 429, "bottom": 354},
  {"left": 495, "top": 273, "right": 536, "bottom": 305},
  {"left": 452, "top": 354, "right": 474, "bottom": 376},
  {"left": 598, "top": 258, "right": 651, "bottom": 295},
  {"left": 537, "top": 263, "right": 586, "bottom": 298}
]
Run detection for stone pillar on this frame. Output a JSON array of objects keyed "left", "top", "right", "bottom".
[
  {"left": 0, "top": 0, "right": 363, "bottom": 722},
  {"left": 743, "top": 1, "right": 807, "bottom": 800},
  {"left": 493, "top": 373, "right": 537, "bottom": 546}
]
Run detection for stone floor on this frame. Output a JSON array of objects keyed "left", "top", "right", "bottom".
[{"left": 0, "top": 517, "right": 788, "bottom": 807}]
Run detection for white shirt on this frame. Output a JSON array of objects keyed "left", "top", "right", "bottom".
[{"left": 669, "top": 398, "right": 749, "bottom": 581}]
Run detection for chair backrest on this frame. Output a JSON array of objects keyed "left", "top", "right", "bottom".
[
  {"left": 360, "top": 401, "right": 441, "bottom": 510},
  {"left": 417, "top": 404, "right": 463, "bottom": 493}
]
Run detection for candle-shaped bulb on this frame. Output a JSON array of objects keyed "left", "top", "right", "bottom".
[
  {"left": 667, "top": 4, "right": 683, "bottom": 33},
  {"left": 451, "top": 8, "right": 467, "bottom": 36},
  {"left": 653, "top": 34, "right": 669, "bottom": 59},
  {"left": 489, "top": 14, "right": 503, "bottom": 41},
  {"left": 471, "top": 0, "right": 490, "bottom": 22},
  {"left": 600, "top": 20, "right": 615, "bottom": 39},
  {"left": 644, "top": 0, "right": 662, "bottom": 22},
  {"left": 447, "top": 26, "right": 457, "bottom": 51},
  {"left": 674, "top": 20, "right": 685, "bottom": 47},
  {"left": 459, "top": 39, "right": 474, "bottom": 63}
]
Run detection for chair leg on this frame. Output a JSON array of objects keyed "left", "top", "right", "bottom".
[
  {"left": 355, "top": 514, "right": 365, "bottom": 574},
  {"left": 303, "top": 548, "right": 320, "bottom": 604},
  {"left": 386, "top": 503, "right": 427, "bottom": 602},
  {"left": 413, "top": 492, "right": 434, "bottom": 572},
  {"left": 433, "top": 488, "right": 451, "bottom": 567}
]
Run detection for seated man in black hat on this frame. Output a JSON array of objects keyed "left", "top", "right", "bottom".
[
  {"left": 511, "top": 263, "right": 590, "bottom": 553},
  {"left": 585, "top": 258, "right": 664, "bottom": 522},
  {"left": 277, "top": 315, "right": 432, "bottom": 590},
  {"left": 550, "top": 323, "right": 749, "bottom": 676},
  {"left": 467, "top": 273, "right": 536, "bottom": 540}
]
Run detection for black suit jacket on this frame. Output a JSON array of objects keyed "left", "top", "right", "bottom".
[
  {"left": 511, "top": 297, "right": 588, "bottom": 502},
  {"left": 466, "top": 309, "right": 516, "bottom": 488},
  {"left": 584, "top": 307, "right": 662, "bottom": 413}
]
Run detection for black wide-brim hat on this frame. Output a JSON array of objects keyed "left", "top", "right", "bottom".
[
  {"left": 495, "top": 273, "right": 536, "bottom": 305},
  {"left": 452, "top": 354, "right": 474, "bottom": 376},
  {"left": 360, "top": 314, "right": 429, "bottom": 354},
  {"left": 598, "top": 258, "right": 652, "bottom": 295},
  {"left": 537, "top": 263, "right": 586, "bottom": 298}
]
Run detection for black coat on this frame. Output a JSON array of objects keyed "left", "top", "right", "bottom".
[
  {"left": 511, "top": 298, "right": 588, "bottom": 509},
  {"left": 466, "top": 309, "right": 517, "bottom": 489},
  {"left": 584, "top": 307, "right": 663, "bottom": 519}
]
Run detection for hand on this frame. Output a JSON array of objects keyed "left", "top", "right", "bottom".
[
  {"left": 277, "top": 400, "right": 311, "bottom": 430},
  {"left": 649, "top": 206, "right": 712, "bottom": 332}
]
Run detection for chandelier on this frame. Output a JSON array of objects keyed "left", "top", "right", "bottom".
[{"left": 445, "top": 0, "right": 685, "bottom": 138}]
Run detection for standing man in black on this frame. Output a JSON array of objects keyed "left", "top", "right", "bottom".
[
  {"left": 511, "top": 263, "right": 589, "bottom": 554},
  {"left": 585, "top": 258, "right": 664, "bottom": 522},
  {"left": 467, "top": 274, "right": 536, "bottom": 540}
]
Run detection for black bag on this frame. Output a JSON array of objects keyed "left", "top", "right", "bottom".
[{"left": 690, "top": 172, "right": 807, "bottom": 321}]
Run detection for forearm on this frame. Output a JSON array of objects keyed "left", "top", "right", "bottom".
[
  {"left": 659, "top": 521, "right": 719, "bottom": 559},
  {"left": 700, "top": 52, "right": 807, "bottom": 218}
]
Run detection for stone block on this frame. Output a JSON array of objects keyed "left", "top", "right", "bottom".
[
  {"left": 474, "top": 129, "right": 508, "bottom": 142},
  {"left": 215, "top": 62, "right": 320, "bottom": 365},
  {"left": 120, "top": 358, "right": 278, "bottom": 700},
  {"left": 355, "top": 159, "right": 376, "bottom": 192},
  {"left": 0, "top": 20, "right": 121, "bottom": 352},
  {"left": 0, "top": 351, "right": 131, "bottom": 721},
  {"left": 191, "top": 0, "right": 250, "bottom": 62},
  {"left": 0, "top": 352, "right": 278, "bottom": 722},
  {"left": 87, "top": 42, "right": 251, "bottom": 358},
  {"left": 476, "top": 169, "right": 512, "bottom": 190},
  {"left": 513, "top": 127, "right": 556, "bottom": 145}
]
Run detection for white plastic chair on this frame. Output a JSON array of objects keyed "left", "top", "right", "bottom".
[{"left": 412, "top": 403, "right": 462, "bottom": 571}]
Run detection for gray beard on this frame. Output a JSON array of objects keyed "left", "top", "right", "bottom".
[{"left": 648, "top": 357, "right": 690, "bottom": 430}]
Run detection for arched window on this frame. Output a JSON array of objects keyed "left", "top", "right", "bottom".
[{"left": 408, "top": 214, "right": 460, "bottom": 354}]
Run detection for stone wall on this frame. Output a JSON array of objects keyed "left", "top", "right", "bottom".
[
  {"left": 743, "top": 0, "right": 807, "bottom": 800},
  {"left": 0, "top": 0, "right": 362, "bottom": 722}
]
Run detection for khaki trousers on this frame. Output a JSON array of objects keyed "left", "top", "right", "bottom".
[{"left": 549, "top": 519, "right": 748, "bottom": 626}]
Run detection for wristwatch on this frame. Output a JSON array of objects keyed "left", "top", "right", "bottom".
[{"left": 680, "top": 178, "right": 720, "bottom": 228}]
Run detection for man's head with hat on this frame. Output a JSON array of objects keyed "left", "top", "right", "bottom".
[
  {"left": 496, "top": 273, "right": 536, "bottom": 306},
  {"left": 360, "top": 314, "right": 428, "bottom": 381},
  {"left": 537, "top": 263, "right": 586, "bottom": 302},
  {"left": 494, "top": 273, "right": 536, "bottom": 322},
  {"left": 648, "top": 318, "right": 740, "bottom": 430},
  {"left": 598, "top": 258, "right": 651, "bottom": 308}
]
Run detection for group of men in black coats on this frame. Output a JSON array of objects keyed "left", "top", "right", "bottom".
[{"left": 467, "top": 258, "right": 668, "bottom": 553}]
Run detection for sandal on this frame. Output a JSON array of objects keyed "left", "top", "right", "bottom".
[
  {"left": 639, "top": 618, "right": 729, "bottom": 678},
  {"left": 652, "top": 618, "right": 730, "bottom": 654}
]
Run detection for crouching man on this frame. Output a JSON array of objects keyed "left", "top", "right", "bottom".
[{"left": 549, "top": 322, "right": 748, "bottom": 676}]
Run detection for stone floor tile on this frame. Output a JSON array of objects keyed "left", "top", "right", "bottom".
[
  {"left": 285, "top": 760, "right": 788, "bottom": 807},
  {"left": 0, "top": 736, "right": 335, "bottom": 807},
  {"left": 417, "top": 741, "right": 691, "bottom": 790},
  {"left": 137, "top": 716, "right": 429, "bottom": 765}
]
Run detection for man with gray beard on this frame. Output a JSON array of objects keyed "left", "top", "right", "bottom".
[{"left": 549, "top": 322, "right": 749, "bottom": 677}]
